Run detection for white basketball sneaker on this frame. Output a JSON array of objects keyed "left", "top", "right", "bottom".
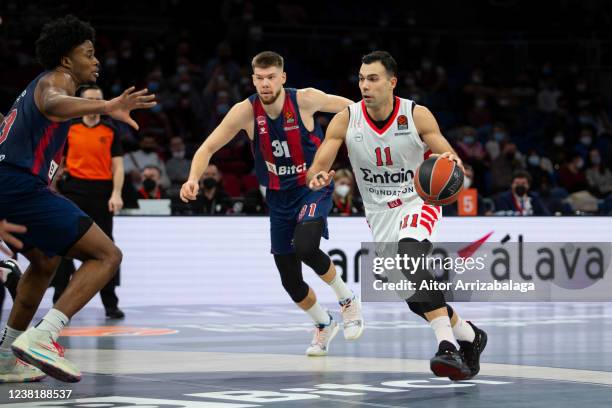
[
  {"left": 305, "top": 316, "right": 339, "bottom": 356},
  {"left": 340, "top": 295, "right": 364, "bottom": 340},
  {"left": 11, "top": 327, "right": 81, "bottom": 382},
  {"left": 0, "top": 351, "right": 46, "bottom": 383}
]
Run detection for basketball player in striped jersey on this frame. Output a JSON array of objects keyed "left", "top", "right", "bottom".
[
  {"left": 308, "top": 51, "right": 487, "bottom": 380},
  {"left": 181, "top": 51, "right": 364, "bottom": 356},
  {"left": 0, "top": 16, "right": 155, "bottom": 383}
]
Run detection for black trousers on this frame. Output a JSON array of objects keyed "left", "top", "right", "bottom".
[{"left": 51, "top": 177, "right": 120, "bottom": 310}]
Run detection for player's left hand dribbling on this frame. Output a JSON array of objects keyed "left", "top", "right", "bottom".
[{"left": 308, "top": 170, "right": 335, "bottom": 191}]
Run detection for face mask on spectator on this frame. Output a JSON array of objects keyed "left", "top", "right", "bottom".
[
  {"left": 591, "top": 155, "right": 601, "bottom": 165},
  {"left": 142, "top": 178, "right": 157, "bottom": 192},
  {"left": 580, "top": 135, "right": 592, "bottom": 146},
  {"left": 463, "top": 135, "right": 475, "bottom": 145},
  {"left": 494, "top": 131, "right": 506, "bottom": 142},
  {"left": 172, "top": 150, "right": 185, "bottom": 159},
  {"left": 514, "top": 185, "right": 528, "bottom": 196},
  {"left": 335, "top": 184, "right": 350, "bottom": 198},
  {"left": 528, "top": 155, "right": 540, "bottom": 166},
  {"left": 576, "top": 159, "right": 584, "bottom": 169},
  {"left": 203, "top": 177, "right": 217, "bottom": 189},
  {"left": 463, "top": 176, "right": 472, "bottom": 189}
]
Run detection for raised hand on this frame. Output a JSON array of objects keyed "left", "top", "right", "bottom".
[{"left": 105, "top": 87, "right": 157, "bottom": 130}]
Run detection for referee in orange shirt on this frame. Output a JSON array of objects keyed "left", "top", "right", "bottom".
[{"left": 52, "top": 84, "right": 126, "bottom": 319}]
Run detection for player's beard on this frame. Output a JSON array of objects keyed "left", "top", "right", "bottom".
[{"left": 259, "top": 89, "right": 282, "bottom": 105}]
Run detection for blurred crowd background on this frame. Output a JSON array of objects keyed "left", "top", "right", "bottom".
[{"left": 2, "top": 0, "right": 612, "bottom": 215}]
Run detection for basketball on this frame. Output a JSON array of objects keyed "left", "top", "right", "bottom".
[{"left": 414, "top": 156, "right": 464, "bottom": 206}]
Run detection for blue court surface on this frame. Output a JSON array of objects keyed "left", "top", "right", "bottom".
[{"left": 1, "top": 302, "right": 611, "bottom": 407}]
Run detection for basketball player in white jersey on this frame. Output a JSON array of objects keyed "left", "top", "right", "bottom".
[{"left": 308, "top": 51, "right": 487, "bottom": 380}]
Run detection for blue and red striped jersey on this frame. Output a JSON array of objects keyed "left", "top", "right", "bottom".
[
  {"left": 249, "top": 88, "right": 324, "bottom": 191},
  {"left": 0, "top": 72, "right": 70, "bottom": 184}
]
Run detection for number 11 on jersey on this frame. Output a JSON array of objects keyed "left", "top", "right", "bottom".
[{"left": 375, "top": 146, "right": 393, "bottom": 166}]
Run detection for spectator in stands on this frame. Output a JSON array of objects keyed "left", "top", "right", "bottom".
[
  {"left": 586, "top": 148, "right": 612, "bottom": 198},
  {"left": 330, "top": 169, "right": 363, "bottom": 216},
  {"left": 484, "top": 123, "right": 508, "bottom": 160},
  {"left": 524, "top": 149, "right": 553, "bottom": 192},
  {"left": 495, "top": 170, "right": 551, "bottom": 216},
  {"left": 467, "top": 96, "right": 493, "bottom": 129},
  {"left": 138, "top": 165, "right": 167, "bottom": 199},
  {"left": 490, "top": 142, "right": 524, "bottom": 193},
  {"left": 242, "top": 187, "right": 267, "bottom": 215},
  {"left": 537, "top": 79, "right": 561, "bottom": 113},
  {"left": 574, "top": 126, "right": 595, "bottom": 160},
  {"left": 124, "top": 134, "right": 170, "bottom": 190},
  {"left": 455, "top": 126, "right": 486, "bottom": 163},
  {"left": 166, "top": 136, "right": 192, "bottom": 198},
  {"left": 194, "top": 164, "right": 231, "bottom": 215},
  {"left": 558, "top": 153, "right": 588, "bottom": 193},
  {"left": 550, "top": 131, "right": 570, "bottom": 166},
  {"left": 415, "top": 57, "right": 447, "bottom": 94}
]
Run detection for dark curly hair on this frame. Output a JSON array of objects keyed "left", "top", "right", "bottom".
[{"left": 35, "top": 15, "right": 95, "bottom": 70}]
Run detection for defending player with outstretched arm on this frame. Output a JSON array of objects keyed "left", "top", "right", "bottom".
[{"left": 180, "top": 51, "right": 364, "bottom": 356}]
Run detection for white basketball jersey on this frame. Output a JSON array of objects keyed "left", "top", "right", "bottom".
[{"left": 346, "top": 97, "right": 427, "bottom": 212}]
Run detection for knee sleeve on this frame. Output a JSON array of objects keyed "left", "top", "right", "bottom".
[
  {"left": 293, "top": 220, "right": 331, "bottom": 275},
  {"left": 399, "top": 237, "right": 448, "bottom": 313},
  {"left": 407, "top": 301, "right": 455, "bottom": 321},
  {"left": 274, "top": 254, "right": 309, "bottom": 303}
]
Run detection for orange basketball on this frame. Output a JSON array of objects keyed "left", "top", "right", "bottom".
[{"left": 414, "top": 156, "right": 464, "bottom": 205}]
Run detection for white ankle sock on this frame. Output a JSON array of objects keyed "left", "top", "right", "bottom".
[
  {"left": 35, "top": 309, "right": 69, "bottom": 339},
  {"left": 429, "top": 316, "right": 459, "bottom": 349},
  {"left": 0, "top": 326, "right": 22, "bottom": 353},
  {"left": 306, "top": 303, "right": 331, "bottom": 325},
  {"left": 328, "top": 275, "right": 353, "bottom": 303},
  {"left": 452, "top": 316, "right": 476, "bottom": 342}
]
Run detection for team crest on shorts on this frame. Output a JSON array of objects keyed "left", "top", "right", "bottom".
[{"left": 397, "top": 115, "right": 409, "bottom": 130}]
